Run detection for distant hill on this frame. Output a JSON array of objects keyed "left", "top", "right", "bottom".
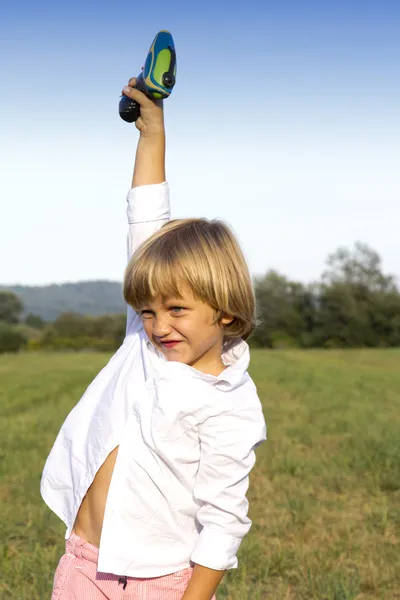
[{"left": 0, "top": 281, "right": 126, "bottom": 321}]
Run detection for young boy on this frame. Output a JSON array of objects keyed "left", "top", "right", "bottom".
[{"left": 42, "top": 78, "right": 266, "bottom": 600}]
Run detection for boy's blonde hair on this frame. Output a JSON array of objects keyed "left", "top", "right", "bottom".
[{"left": 123, "top": 218, "right": 255, "bottom": 344}]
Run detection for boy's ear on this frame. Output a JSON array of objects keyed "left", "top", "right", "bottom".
[
  {"left": 213, "top": 310, "right": 234, "bottom": 327},
  {"left": 220, "top": 314, "right": 234, "bottom": 326}
]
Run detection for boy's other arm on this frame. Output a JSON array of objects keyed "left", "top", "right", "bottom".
[
  {"left": 181, "top": 564, "right": 225, "bottom": 600},
  {"left": 185, "top": 399, "right": 266, "bottom": 598}
]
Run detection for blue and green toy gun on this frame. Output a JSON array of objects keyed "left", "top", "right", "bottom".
[{"left": 119, "top": 30, "right": 177, "bottom": 123}]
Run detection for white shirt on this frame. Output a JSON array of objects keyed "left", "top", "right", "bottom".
[{"left": 40, "top": 183, "right": 267, "bottom": 578}]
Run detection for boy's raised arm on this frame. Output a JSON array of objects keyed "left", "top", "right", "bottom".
[
  {"left": 131, "top": 134, "right": 165, "bottom": 188},
  {"left": 122, "top": 79, "right": 170, "bottom": 334},
  {"left": 124, "top": 75, "right": 166, "bottom": 188}
]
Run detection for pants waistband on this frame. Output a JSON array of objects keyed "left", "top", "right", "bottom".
[{"left": 67, "top": 531, "right": 99, "bottom": 564}]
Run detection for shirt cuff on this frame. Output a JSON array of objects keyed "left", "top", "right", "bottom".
[
  {"left": 191, "top": 528, "right": 242, "bottom": 570},
  {"left": 126, "top": 182, "right": 170, "bottom": 224}
]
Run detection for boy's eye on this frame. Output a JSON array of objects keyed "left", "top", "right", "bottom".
[
  {"left": 170, "top": 306, "right": 185, "bottom": 314},
  {"left": 140, "top": 310, "right": 154, "bottom": 319}
]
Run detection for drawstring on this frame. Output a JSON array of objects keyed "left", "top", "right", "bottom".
[{"left": 118, "top": 576, "right": 128, "bottom": 590}]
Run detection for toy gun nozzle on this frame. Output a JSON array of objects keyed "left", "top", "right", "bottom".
[{"left": 162, "top": 73, "right": 175, "bottom": 88}]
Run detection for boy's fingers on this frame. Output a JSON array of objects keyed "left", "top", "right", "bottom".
[{"left": 122, "top": 85, "right": 152, "bottom": 108}]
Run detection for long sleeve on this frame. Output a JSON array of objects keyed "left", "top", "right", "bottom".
[
  {"left": 191, "top": 399, "right": 266, "bottom": 571},
  {"left": 125, "top": 182, "right": 170, "bottom": 334}
]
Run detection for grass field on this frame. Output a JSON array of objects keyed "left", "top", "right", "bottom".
[{"left": 0, "top": 349, "right": 399, "bottom": 599}]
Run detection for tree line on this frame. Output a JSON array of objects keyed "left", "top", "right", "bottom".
[{"left": 1, "top": 242, "right": 400, "bottom": 353}]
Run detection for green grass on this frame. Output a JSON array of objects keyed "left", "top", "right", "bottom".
[{"left": 1, "top": 349, "right": 399, "bottom": 599}]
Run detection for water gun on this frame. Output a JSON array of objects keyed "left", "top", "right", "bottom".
[{"left": 119, "top": 30, "right": 177, "bottom": 123}]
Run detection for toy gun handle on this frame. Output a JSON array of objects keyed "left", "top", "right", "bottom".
[{"left": 118, "top": 73, "right": 146, "bottom": 124}]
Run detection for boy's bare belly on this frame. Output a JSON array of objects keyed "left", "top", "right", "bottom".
[{"left": 73, "top": 446, "right": 119, "bottom": 548}]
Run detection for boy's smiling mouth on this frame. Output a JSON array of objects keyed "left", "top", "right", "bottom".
[{"left": 159, "top": 340, "right": 182, "bottom": 349}]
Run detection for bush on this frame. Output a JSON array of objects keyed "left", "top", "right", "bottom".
[
  {"left": 0, "top": 322, "right": 27, "bottom": 353},
  {"left": 14, "top": 323, "right": 42, "bottom": 342},
  {"left": 33, "top": 316, "right": 126, "bottom": 351},
  {"left": 270, "top": 331, "right": 299, "bottom": 349}
]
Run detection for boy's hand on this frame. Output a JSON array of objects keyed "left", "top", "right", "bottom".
[{"left": 122, "top": 77, "right": 165, "bottom": 138}]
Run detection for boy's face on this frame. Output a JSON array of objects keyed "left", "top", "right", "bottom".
[{"left": 139, "top": 283, "right": 232, "bottom": 376}]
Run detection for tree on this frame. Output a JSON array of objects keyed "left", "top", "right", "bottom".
[
  {"left": 253, "top": 270, "right": 316, "bottom": 347},
  {"left": 322, "top": 242, "right": 397, "bottom": 293},
  {"left": 316, "top": 242, "right": 400, "bottom": 347},
  {"left": 312, "top": 282, "right": 371, "bottom": 347},
  {"left": 51, "top": 312, "right": 90, "bottom": 337},
  {"left": 252, "top": 243, "right": 400, "bottom": 349},
  {"left": 24, "top": 313, "right": 45, "bottom": 329},
  {"left": 0, "top": 322, "right": 26, "bottom": 353},
  {"left": 366, "top": 289, "right": 400, "bottom": 347},
  {"left": 0, "top": 291, "right": 24, "bottom": 324}
]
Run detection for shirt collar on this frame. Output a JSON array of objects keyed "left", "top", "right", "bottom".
[{"left": 145, "top": 336, "right": 250, "bottom": 391}]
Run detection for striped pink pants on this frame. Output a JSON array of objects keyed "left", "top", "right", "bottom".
[{"left": 51, "top": 532, "right": 206, "bottom": 599}]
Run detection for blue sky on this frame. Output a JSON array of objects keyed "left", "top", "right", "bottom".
[{"left": 1, "top": 0, "right": 399, "bottom": 286}]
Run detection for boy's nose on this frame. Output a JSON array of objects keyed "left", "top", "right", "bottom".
[{"left": 152, "top": 317, "right": 172, "bottom": 337}]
